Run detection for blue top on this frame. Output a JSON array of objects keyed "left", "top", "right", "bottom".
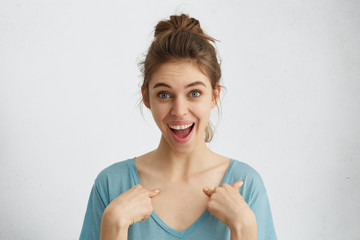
[{"left": 80, "top": 158, "right": 277, "bottom": 239}]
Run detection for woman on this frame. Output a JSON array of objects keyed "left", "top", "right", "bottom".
[{"left": 80, "top": 14, "right": 277, "bottom": 240}]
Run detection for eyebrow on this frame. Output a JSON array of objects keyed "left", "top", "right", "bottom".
[{"left": 153, "top": 81, "right": 207, "bottom": 89}]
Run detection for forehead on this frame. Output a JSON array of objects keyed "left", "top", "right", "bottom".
[{"left": 149, "top": 61, "right": 211, "bottom": 88}]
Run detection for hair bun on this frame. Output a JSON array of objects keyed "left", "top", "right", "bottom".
[{"left": 154, "top": 14, "right": 205, "bottom": 38}]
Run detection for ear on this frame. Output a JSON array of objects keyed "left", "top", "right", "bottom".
[
  {"left": 211, "top": 83, "right": 221, "bottom": 108},
  {"left": 141, "top": 86, "right": 151, "bottom": 109}
]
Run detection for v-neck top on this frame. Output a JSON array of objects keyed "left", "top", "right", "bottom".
[
  {"left": 80, "top": 158, "right": 277, "bottom": 240},
  {"left": 130, "top": 158, "right": 232, "bottom": 239}
]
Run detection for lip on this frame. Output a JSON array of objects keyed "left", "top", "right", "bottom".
[
  {"left": 167, "top": 120, "right": 194, "bottom": 127},
  {"left": 167, "top": 121, "right": 195, "bottom": 143}
]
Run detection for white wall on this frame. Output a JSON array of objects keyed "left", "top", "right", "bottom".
[{"left": 1, "top": 0, "right": 359, "bottom": 239}]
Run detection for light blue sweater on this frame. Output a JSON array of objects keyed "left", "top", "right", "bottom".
[{"left": 80, "top": 158, "right": 277, "bottom": 239}]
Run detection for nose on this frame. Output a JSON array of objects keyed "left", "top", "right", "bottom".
[{"left": 171, "top": 96, "right": 188, "bottom": 117}]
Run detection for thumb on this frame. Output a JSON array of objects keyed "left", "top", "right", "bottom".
[
  {"left": 232, "top": 181, "right": 243, "bottom": 191},
  {"left": 148, "top": 189, "right": 161, "bottom": 198}
]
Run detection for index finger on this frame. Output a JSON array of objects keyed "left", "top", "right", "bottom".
[
  {"left": 148, "top": 189, "right": 160, "bottom": 198},
  {"left": 203, "top": 187, "right": 216, "bottom": 197}
]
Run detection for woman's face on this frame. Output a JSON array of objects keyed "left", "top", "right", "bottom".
[{"left": 143, "top": 61, "right": 219, "bottom": 154}]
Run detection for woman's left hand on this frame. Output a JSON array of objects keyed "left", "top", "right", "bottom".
[{"left": 203, "top": 181, "right": 257, "bottom": 237}]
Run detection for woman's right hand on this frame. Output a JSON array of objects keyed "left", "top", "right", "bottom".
[{"left": 100, "top": 185, "right": 160, "bottom": 239}]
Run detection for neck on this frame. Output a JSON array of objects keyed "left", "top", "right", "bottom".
[{"left": 152, "top": 136, "right": 215, "bottom": 181}]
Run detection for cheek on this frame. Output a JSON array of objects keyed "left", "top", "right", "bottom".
[
  {"left": 192, "top": 101, "right": 212, "bottom": 122},
  {"left": 150, "top": 104, "right": 169, "bottom": 124}
]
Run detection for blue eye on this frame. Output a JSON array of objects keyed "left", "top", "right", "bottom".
[
  {"left": 158, "top": 92, "right": 170, "bottom": 99},
  {"left": 190, "top": 91, "right": 201, "bottom": 98}
]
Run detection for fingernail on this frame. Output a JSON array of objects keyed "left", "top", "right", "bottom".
[{"left": 154, "top": 189, "right": 160, "bottom": 193}]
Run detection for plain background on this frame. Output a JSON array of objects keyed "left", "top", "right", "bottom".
[{"left": 1, "top": 0, "right": 359, "bottom": 239}]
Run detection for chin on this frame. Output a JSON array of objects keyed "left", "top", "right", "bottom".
[
  {"left": 171, "top": 144, "right": 196, "bottom": 155},
  {"left": 167, "top": 134, "right": 204, "bottom": 156}
]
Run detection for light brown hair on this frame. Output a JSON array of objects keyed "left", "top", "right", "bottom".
[{"left": 140, "top": 14, "right": 221, "bottom": 142}]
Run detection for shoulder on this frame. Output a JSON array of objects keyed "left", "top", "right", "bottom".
[
  {"left": 93, "top": 158, "right": 136, "bottom": 203},
  {"left": 228, "top": 159, "right": 263, "bottom": 182},
  {"left": 227, "top": 159, "right": 268, "bottom": 203},
  {"left": 95, "top": 158, "right": 134, "bottom": 182}
]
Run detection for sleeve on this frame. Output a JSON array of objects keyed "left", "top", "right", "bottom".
[
  {"left": 247, "top": 175, "right": 277, "bottom": 240},
  {"left": 79, "top": 183, "right": 107, "bottom": 240}
]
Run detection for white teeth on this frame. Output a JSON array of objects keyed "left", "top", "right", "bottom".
[{"left": 169, "top": 123, "right": 193, "bottom": 130}]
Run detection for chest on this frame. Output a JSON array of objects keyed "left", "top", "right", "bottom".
[
  {"left": 138, "top": 170, "right": 227, "bottom": 232},
  {"left": 150, "top": 182, "right": 210, "bottom": 231},
  {"left": 134, "top": 158, "right": 231, "bottom": 232}
]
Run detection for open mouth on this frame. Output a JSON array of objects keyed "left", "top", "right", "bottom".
[{"left": 169, "top": 123, "right": 195, "bottom": 139}]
